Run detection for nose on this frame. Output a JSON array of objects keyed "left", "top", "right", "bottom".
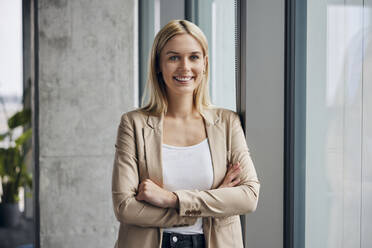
[{"left": 179, "top": 57, "right": 191, "bottom": 71}]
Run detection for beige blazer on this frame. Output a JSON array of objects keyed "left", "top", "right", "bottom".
[{"left": 112, "top": 107, "right": 260, "bottom": 248}]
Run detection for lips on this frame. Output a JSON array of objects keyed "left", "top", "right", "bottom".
[{"left": 174, "top": 76, "right": 193, "bottom": 82}]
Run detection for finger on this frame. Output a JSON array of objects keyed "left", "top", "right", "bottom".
[
  {"left": 138, "top": 182, "right": 144, "bottom": 192},
  {"left": 227, "top": 163, "right": 238, "bottom": 172},
  {"left": 228, "top": 162, "right": 240, "bottom": 171},
  {"left": 135, "top": 191, "right": 143, "bottom": 201},
  {"left": 229, "top": 177, "right": 241, "bottom": 187},
  {"left": 142, "top": 179, "right": 154, "bottom": 188},
  {"left": 226, "top": 164, "right": 240, "bottom": 177},
  {"left": 230, "top": 167, "right": 241, "bottom": 179},
  {"left": 138, "top": 181, "right": 149, "bottom": 193},
  {"left": 146, "top": 178, "right": 163, "bottom": 188},
  {"left": 233, "top": 162, "right": 240, "bottom": 168},
  {"left": 144, "top": 178, "right": 152, "bottom": 183},
  {"left": 226, "top": 167, "right": 241, "bottom": 182}
]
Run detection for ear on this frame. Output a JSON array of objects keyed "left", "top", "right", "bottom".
[{"left": 204, "top": 55, "right": 209, "bottom": 72}]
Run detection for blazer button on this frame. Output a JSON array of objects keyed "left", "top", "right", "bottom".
[{"left": 185, "top": 210, "right": 191, "bottom": 215}]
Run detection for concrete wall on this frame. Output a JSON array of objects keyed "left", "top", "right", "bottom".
[
  {"left": 244, "top": 0, "right": 285, "bottom": 247},
  {"left": 38, "top": 0, "right": 138, "bottom": 247}
]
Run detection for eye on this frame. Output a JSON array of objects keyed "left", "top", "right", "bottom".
[
  {"left": 169, "top": 56, "right": 179, "bottom": 61},
  {"left": 190, "top": 55, "right": 199, "bottom": 60}
]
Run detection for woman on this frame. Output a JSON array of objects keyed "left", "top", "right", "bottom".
[{"left": 112, "top": 20, "right": 260, "bottom": 248}]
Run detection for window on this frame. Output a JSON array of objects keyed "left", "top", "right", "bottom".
[
  {"left": 195, "top": 0, "right": 237, "bottom": 111},
  {"left": 306, "top": 1, "right": 371, "bottom": 247},
  {"left": 288, "top": 0, "right": 372, "bottom": 247}
]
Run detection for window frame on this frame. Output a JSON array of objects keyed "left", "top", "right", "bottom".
[{"left": 284, "top": 0, "right": 307, "bottom": 248}]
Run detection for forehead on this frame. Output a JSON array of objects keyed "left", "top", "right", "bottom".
[{"left": 161, "top": 34, "right": 203, "bottom": 54}]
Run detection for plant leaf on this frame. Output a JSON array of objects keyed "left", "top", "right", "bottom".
[
  {"left": 0, "top": 148, "right": 5, "bottom": 176},
  {"left": 0, "top": 131, "right": 10, "bottom": 141},
  {"left": 15, "top": 128, "right": 32, "bottom": 148},
  {"left": 8, "top": 109, "right": 31, "bottom": 129}
]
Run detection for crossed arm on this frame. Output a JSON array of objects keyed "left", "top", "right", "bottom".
[
  {"left": 135, "top": 162, "right": 242, "bottom": 209},
  {"left": 112, "top": 112, "right": 260, "bottom": 228}
]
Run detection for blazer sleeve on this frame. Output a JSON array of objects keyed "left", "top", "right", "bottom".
[
  {"left": 112, "top": 113, "right": 197, "bottom": 228},
  {"left": 174, "top": 112, "right": 260, "bottom": 217}
]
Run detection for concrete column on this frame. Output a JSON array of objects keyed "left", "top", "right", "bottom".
[
  {"left": 38, "top": 0, "right": 138, "bottom": 247},
  {"left": 244, "top": 0, "right": 284, "bottom": 247}
]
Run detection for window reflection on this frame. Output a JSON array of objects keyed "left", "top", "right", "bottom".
[{"left": 306, "top": 1, "right": 372, "bottom": 247}]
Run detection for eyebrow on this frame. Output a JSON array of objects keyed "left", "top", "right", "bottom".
[{"left": 165, "top": 51, "right": 202, "bottom": 55}]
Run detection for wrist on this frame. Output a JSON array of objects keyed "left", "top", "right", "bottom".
[{"left": 168, "top": 192, "right": 179, "bottom": 209}]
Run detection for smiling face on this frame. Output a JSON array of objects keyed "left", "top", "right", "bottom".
[{"left": 159, "top": 33, "right": 207, "bottom": 97}]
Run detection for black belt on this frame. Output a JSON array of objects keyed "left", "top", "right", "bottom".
[{"left": 162, "top": 232, "right": 205, "bottom": 248}]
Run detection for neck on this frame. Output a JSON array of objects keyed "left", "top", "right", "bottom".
[{"left": 165, "top": 91, "right": 197, "bottom": 119}]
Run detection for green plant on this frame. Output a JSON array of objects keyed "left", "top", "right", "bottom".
[{"left": 0, "top": 109, "right": 32, "bottom": 203}]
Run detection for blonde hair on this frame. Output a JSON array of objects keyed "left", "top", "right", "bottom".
[{"left": 140, "top": 19, "right": 213, "bottom": 115}]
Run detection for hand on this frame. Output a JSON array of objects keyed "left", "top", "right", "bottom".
[
  {"left": 218, "top": 162, "right": 241, "bottom": 188},
  {"left": 135, "top": 179, "right": 179, "bottom": 209}
]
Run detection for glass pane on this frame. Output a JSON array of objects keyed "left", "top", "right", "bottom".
[
  {"left": 306, "top": 0, "right": 372, "bottom": 247},
  {"left": 196, "top": 0, "right": 236, "bottom": 111}
]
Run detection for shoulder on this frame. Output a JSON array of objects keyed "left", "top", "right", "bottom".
[
  {"left": 203, "top": 106, "right": 240, "bottom": 124},
  {"left": 118, "top": 108, "right": 149, "bottom": 126}
]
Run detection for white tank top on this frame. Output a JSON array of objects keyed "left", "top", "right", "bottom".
[{"left": 162, "top": 138, "right": 214, "bottom": 234}]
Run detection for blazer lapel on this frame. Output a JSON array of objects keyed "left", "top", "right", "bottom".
[
  {"left": 143, "top": 108, "right": 226, "bottom": 189},
  {"left": 143, "top": 112, "right": 164, "bottom": 185},
  {"left": 201, "top": 109, "right": 226, "bottom": 189}
]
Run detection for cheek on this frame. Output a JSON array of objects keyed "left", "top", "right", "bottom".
[
  {"left": 195, "top": 65, "right": 204, "bottom": 79},
  {"left": 160, "top": 65, "right": 173, "bottom": 79},
  {"left": 192, "top": 62, "right": 202, "bottom": 72}
]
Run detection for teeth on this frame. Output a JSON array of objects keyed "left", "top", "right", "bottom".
[{"left": 175, "top": 76, "right": 192, "bottom": 82}]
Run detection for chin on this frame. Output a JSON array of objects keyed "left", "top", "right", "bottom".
[{"left": 167, "top": 86, "right": 197, "bottom": 96}]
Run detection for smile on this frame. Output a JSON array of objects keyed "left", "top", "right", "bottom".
[{"left": 174, "top": 76, "right": 193, "bottom": 82}]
